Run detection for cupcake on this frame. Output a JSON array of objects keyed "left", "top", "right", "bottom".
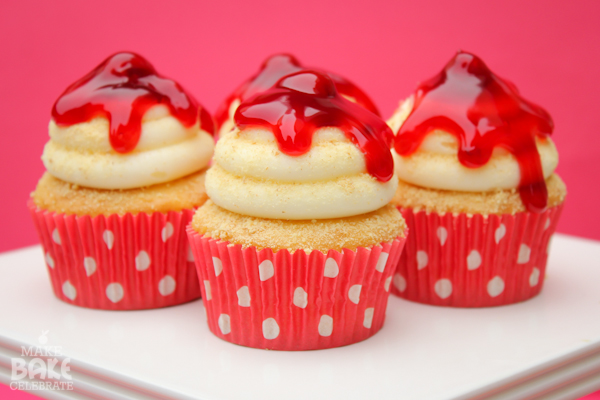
[
  {"left": 188, "top": 70, "right": 407, "bottom": 350},
  {"left": 29, "top": 52, "right": 215, "bottom": 310},
  {"left": 388, "top": 51, "right": 566, "bottom": 307},
  {"left": 214, "top": 53, "right": 381, "bottom": 138}
]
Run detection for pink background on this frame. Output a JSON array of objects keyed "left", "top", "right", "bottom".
[
  {"left": 1, "top": 0, "right": 599, "bottom": 398},
  {"left": 2, "top": 0, "right": 600, "bottom": 251}
]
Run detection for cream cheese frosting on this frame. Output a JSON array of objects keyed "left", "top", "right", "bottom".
[
  {"left": 388, "top": 98, "right": 559, "bottom": 192},
  {"left": 42, "top": 105, "right": 214, "bottom": 190},
  {"left": 206, "top": 127, "right": 398, "bottom": 220}
]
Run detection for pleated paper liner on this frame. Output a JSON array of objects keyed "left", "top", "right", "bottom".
[
  {"left": 391, "top": 203, "right": 564, "bottom": 307},
  {"left": 28, "top": 200, "right": 201, "bottom": 310},
  {"left": 187, "top": 228, "right": 407, "bottom": 350}
]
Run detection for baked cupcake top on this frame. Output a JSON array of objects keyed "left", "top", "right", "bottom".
[
  {"left": 43, "top": 52, "right": 215, "bottom": 190},
  {"left": 388, "top": 51, "right": 558, "bottom": 213},
  {"left": 214, "top": 54, "right": 381, "bottom": 138},
  {"left": 206, "top": 70, "right": 397, "bottom": 220}
]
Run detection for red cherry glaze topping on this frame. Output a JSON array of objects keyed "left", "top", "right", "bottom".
[
  {"left": 215, "top": 54, "right": 380, "bottom": 131},
  {"left": 394, "top": 51, "right": 554, "bottom": 212},
  {"left": 234, "top": 70, "right": 394, "bottom": 182},
  {"left": 52, "top": 52, "right": 214, "bottom": 154}
]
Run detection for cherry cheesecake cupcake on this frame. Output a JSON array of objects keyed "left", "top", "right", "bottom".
[
  {"left": 188, "top": 70, "right": 407, "bottom": 350},
  {"left": 388, "top": 51, "right": 566, "bottom": 307},
  {"left": 29, "top": 52, "right": 215, "bottom": 310}
]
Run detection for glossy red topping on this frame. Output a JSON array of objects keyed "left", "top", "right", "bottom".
[
  {"left": 52, "top": 52, "right": 214, "bottom": 154},
  {"left": 216, "top": 54, "right": 380, "bottom": 131},
  {"left": 394, "top": 51, "right": 554, "bottom": 212},
  {"left": 234, "top": 70, "right": 394, "bottom": 182}
]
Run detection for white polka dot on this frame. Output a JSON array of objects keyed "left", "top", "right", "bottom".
[
  {"left": 135, "top": 251, "right": 151, "bottom": 271},
  {"left": 187, "top": 246, "right": 194, "bottom": 262},
  {"left": 83, "top": 257, "right": 97, "bottom": 276},
  {"left": 52, "top": 228, "right": 61, "bottom": 245},
  {"left": 259, "top": 260, "right": 274, "bottom": 281},
  {"left": 45, "top": 252, "right": 54, "bottom": 269},
  {"left": 544, "top": 218, "right": 551, "bottom": 230},
  {"left": 212, "top": 257, "right": 223, "bottom": 276},
  {"left": 203, "top": 280, "right": 212, "bottom": 300},
  {"left": 348, "top": 284, "right": 362, "bottom": 304},
  {"left": 495, "top": 224, "right": 506, "bottom": 244},
  {"left": 161, "top": 222, "right": 174, "bottom": 242},
  {"left": 318, "top": 315, "right": 333, "bottom": 337},
  {"left": 262, "top": 318, "right": 280, "bottom": 340},
  {"left": 393, "top": 274, "right": 407, "bottom": 292},
  {"left": 417, "top": 251, "right": 428, "bottom": 270},
  {"left": 158, "top": 275, "right": 176, "bottom": 296},
  {"left": 375, "top": 252, "right": 389, "bottom": 273},
  {"left": 323, "top": 258, "right": 339, "bottom": 278},
  {"left": 487, "top": 276, "right": 505, "bottom": 297},
  {"left": 384, "top": 276, "right": 392, "bottom": 292},
  {"left": 530, "top": 268, "right": 541, "bottom": 287},
  {"left": 434, "top": 279, "right": 452, "bottom": 299},
  {"left": 293, "top": 287, "right": 308, "bottom": 308},
  {"left": 437, "top": 227, "right": 448, "bottom": 246},
  {"left": 62, "top": 281, "right": 77, "bottom": 301},
  {"left": 103, "top": 230, "right": 114, "bottom": 250},
  {"left": 547, "top": 236, "right": 553, "bottom": 254},
  {"left": 518, "top": 244, "right": 531, "bottom": 264},
  {"left": 105, "top": 283, "right": 124, "bottom": 303},
  {"left": 363, "top": 308, "right": 375, "bottom": 329},
  {"left": 218, "top": 314, "right": 231, "bottom": 335},
  {"left": 467, "top": 250, "right": 482, "bottom": 270},
  {"left": 237, "top": 286, "right": 251, "bottom": 307}
]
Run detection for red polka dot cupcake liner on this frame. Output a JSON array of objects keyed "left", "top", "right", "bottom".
[
  {"left": 28, "top": 200, "right": 201, "bottom": 310},
  {"left": 187, "top": 228, "right": 407, "bottom": 350},
  {"left": 391, "top": 204, "right": 564, "bottom": 307}
]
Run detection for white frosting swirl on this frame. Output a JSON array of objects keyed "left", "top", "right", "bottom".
[
  {"left": 388, "top": 98, "right": 559, "bottom": 192},
  {"left": 206, "top": 127, "right": 398, "bottom": 219},
  {"left": 42, "top": 105, "right": 214, "bottom": 189}
]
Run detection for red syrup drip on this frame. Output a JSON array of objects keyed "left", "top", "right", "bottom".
[
  {"left": 394, "top": 52, "right": 554, "bottom": 212},
  {"left": 52, "top": 52, "right": 215, "bottom": 154},
  {"left": 215, "top": 54, "right": 381, "bottom": 131},
  {"left": 234, "top": 70, "right": 394, "bottom": 182}
]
